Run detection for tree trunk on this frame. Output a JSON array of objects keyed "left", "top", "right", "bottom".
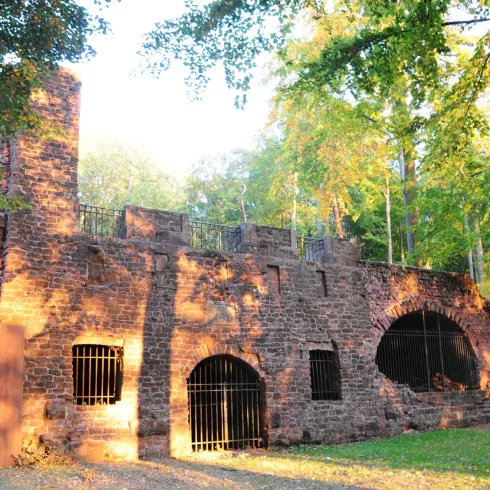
[
  {"left": 475, "top": 217, "right": 484, "bottom": 283},
  {"left": 399, "top": 147, "right": 417, "bottom": 255},
  {"left": 399, "top": 221, "right": 405, "bottom": 263},
  {"left": 316, "top": 211, "right": 323, "bottom": 237},
  {"left": 127, "top": 177, "right": 132, "bottom": 200},
  {"left": 240, "top": 184, "right": 247, "bottom": 223},
  {"left": 385, "top": 174, "right": 393, "bottom": 264},
  {"left": 464, "top": 213, "right": 475, "bottom": 281},
  {"left": 291, "top": 171, "right": 298, "bottom": 230},
  {"left": 332, "top": 194, "right": 344, "bottom": 238}
]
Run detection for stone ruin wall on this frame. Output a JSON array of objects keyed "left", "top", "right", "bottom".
[{"left": 0, "top": 69, "right": 489, "bottom": 462}]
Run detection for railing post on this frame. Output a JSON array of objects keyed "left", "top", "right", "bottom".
[{"left": 322, "top": 236, "right": 334, "bottom": 264}]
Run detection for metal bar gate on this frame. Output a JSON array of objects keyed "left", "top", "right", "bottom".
[{"left": 188, "top": 355, "right": 263, "bottom": 451}]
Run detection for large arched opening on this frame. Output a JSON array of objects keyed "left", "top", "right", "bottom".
[
  {"left": 187, "top": 354, "right": 264, "bottom": 451},
  {"left": 375, "top": 311, "right": 479, "bottom": 392}
]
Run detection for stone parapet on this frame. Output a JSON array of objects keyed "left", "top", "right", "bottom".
[
  {"left": 238, "top": 223, "right": 298, "bottom": 259},
  {"left": 322, "top": 236, "right": 361, "bottom": 266},
  {"left": 122, "top": 206, "right": 190, "bottom": 246}
]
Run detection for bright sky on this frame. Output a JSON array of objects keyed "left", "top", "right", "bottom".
[{"left": 73, "top": 1, "right": 274, "bottom": 177}]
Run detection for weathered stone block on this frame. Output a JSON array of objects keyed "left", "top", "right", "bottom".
[
  {"left": 206, "top": 302, "right": 237, "bottom": 326},
  {"left": 45, "top": 402, "right": 66, "bottom": 421}
]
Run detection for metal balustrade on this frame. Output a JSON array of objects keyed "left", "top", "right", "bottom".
[
  {"left": 72, "top": 345, "right": 123, "bottom": 406},
  {"left": 297, "top": 236, "right": 324, "bottom": 261},
  {"left": 78, "top": 204, "right": 123, "bottom": 238},
  {"left": 310, "top": 350, "right": 341, "bottom": 400},
  {"left": 77, "top": 205, "right": 332, "bottom": 262},
  {"left": 190, "top": 221, "right": 242, "bottom": 252}
]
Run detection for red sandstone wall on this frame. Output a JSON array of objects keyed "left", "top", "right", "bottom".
[
  {"left": 364, "top": 262, "right": 490, "bottom": 388},
  {"left": 0, "top": 70, "right": 489, "bottom": 462}
]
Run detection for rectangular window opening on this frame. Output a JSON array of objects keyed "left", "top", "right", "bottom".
[
  {"left": 310, "top": 350, "right": 341, "bottom": 401},
  {"left": 316, "top": 270, "right": 327, "bottom": 297},
  {"left": 72, "top": 344, "right": 123, "bottom": 406},
  {"left": 216, "top": 260, "right": 228, "bottom": 284},
  {"left": 267, "top": 265, "right": 281, "bottom": 294}
]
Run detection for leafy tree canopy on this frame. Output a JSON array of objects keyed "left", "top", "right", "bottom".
[
  {"left": 1, "top": 0, "right": 112, "bottom": 139},
  {"left": 184, "top": 151, "right": 252, "bottom": 224},
  {"left": 141, "top": 0, "right": 321, "bottom": 106},
  {"left": 79, "top": 141, "right": 184, "bottom": 211},
  {"left": 142, "top": 0, "right": 490, "bottom": 109}
]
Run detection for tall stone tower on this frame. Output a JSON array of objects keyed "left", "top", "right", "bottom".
[{"left": 0, "top": 69, "right": 81, "bottom": 466}]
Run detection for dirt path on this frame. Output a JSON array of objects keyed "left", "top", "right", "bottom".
[
  {"left": 2, "top": 428, "right": 490, "bottom": 490},
  {"left": 0, "top": 455, "right": 356, "bottom": 490}
]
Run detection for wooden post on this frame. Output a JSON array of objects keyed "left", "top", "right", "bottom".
[{"left": 0, "top": 323, "right": 25, "bottom": 467}]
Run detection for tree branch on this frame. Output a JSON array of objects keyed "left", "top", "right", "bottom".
[{"left": 442, "top": 18, "right": 490, "bottom": 27}]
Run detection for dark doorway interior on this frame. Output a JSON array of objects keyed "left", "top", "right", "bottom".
[{"left": 187, "top": 355, "right": 263, "bottom": 451}]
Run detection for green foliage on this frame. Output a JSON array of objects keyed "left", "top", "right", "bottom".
[
  {"left": 184, "top": 151, "right": 251, "bottom": 224},
  {"left": 0, "top": 167, "right": 31, "bottom": 212},
  {"left": 0, "top": 1, "right": 112, "bottom": 139},
  {"left": 347, "top": 178, "right": 405, "bottom": 262},
  {"left": 247, "top": 135, "right": 319, "bottom": 233},
  {"left": 79, "top": 142, "right": 184, "bottom": 211},
  {"left": 183, "top": 143, "right": 320, "bottom": 233},
  {"left": 142, "top": 1, "right": 490, "bottom": 110},
  {"left": 141, "top": 0, "right": 322, "bottom": 106}
]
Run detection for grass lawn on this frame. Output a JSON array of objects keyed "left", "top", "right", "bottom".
[
  {"left": 1, "top": 428, "right": 489, "bottom": 489},
  {"left": 188, "top": 428, "right": 490, "bottom": 489}
]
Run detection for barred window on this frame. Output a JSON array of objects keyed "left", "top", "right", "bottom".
[
  {"left": 309, "top": 350, "right": 341, "bottom": 400},
  {"left": 72, "top": 345, "right": 123, "bottom": 406},
  {"left": 376, "top": 311, "right": 479, "bottom": 393}
]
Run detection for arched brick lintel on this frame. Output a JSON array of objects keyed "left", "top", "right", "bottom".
[
  {"left": 371, "top": 298, "right": 483, "bottom": 373},
  {"left": 373, "top": 299, "right": 470, "bottom": 337},
  {"left": 179, "top": 343, "right": 264, "bottom": 382}
]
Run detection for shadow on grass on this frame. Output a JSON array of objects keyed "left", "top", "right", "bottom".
[{"left": 287, "top": 429, "right": 490, "bottom": 478}]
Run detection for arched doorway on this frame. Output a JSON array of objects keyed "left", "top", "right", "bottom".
[
  {"left": 187, "top": 355, "right": 264, "bottom": 451},
  {"left": 376, "top": 311, "right": 479, "bottom": 392}
]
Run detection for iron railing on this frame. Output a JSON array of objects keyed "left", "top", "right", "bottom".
[
  {"left": 187, "top": 355, "right": 263, "bottom": 451},
  {"left": 310, "top": 350, "right": 341, "bottom": 400},
  {"left": 79, "top": 204, "right": 123, "bottom": 238},
  {"left": 297, "top": 236, "right": 324, "bottom": 261},
  {"left": 376, "top": 311, "right": 479, "bottom": 393},
  {"left": 190, "top": 221, "right": 242, "bottom": 252}
]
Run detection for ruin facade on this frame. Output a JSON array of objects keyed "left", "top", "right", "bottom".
[{"left": 0, "top": 70, "right": 489, "bottom": 463}]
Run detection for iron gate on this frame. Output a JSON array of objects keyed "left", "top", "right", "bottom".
[{"left": 187, "top": 355, "right": 263, "bottom": 451}]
